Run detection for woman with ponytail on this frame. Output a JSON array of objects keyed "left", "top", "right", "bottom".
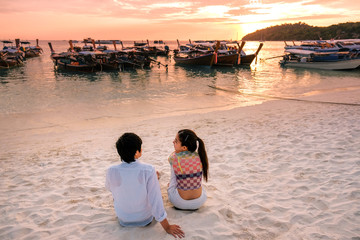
[{"left": 167, "top": 129, "right": 209, "bottom": 210}]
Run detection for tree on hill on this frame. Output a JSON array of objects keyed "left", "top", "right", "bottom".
[{"left": 242, "top": 22, "right": 360, "bottom": 41}]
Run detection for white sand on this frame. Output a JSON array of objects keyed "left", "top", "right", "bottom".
[{"left": 1, "top": 88, "right": 360, "bottom": 240}]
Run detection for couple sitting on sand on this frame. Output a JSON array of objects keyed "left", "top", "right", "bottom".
[{"left": 105, "top": 129, "right": 209, "bottom": 238}]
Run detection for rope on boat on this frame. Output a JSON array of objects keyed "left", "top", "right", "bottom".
[
  {"left": 260, "top": 55, "right": 286, "bottom": 61},
  {"left": 208, "top": 85, "right": 360, "bottom": 107},
  {"left": 118, "top": 59, "right": 143, "bottom": 68},
  {"left": 149, "top": 57, "right": 168, "bottom": 70}
]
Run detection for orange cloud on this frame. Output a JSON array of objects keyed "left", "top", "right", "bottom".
[{"left": 0, "top": 0, "right": 359, "bottom": 40}]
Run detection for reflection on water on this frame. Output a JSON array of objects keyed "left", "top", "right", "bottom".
[
  {"left": 0, "top": 41, "right": 359, "bottom": 131},
  {"left": 54, "top": 70, "right": 103, "bottom": 82}
]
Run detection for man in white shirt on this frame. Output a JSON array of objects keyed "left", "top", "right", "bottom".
[{"left": 106, "top": 133, "right": 184, "bottom": 238}]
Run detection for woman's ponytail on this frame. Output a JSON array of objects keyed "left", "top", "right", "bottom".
[{"left": 197, "top": 137, "right": 209, "bottom": 182}]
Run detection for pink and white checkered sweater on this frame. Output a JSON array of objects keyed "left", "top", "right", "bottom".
[{"left": 168, "top": 151, "right": 202, "bottom": 190}]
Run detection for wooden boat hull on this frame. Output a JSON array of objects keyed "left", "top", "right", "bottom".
[
  {"left": 237, "top": 54, "right": 256, "bottom": 65},
  {"left": 280, "top": 58, "right": 360, "bottom": 70},
  {"left": 156, "top": 50, "right": 169, "bottom": 56},
  {"left": 53, "top": 59, "right": 97, "bottom": 72},
  {"left": 174, "top": 53, "right": 214, "bottom": 66},
  {"left": 24, "top": 49, "right": 42, "bottom": 58},
  {"left": 214, "top": 53, "right": 238, "bottom": 66},
  {"left": 98, "top": 62, "right": 120, "bottom": 71},
  {"left": 0, "top": 57, "right": 23, "bottom": 69},
  {"left": 0, "top": 60, "right": 21, "bottom": 69}
]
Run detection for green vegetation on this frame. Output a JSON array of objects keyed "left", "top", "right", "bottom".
[{"left": 242, "top": 22, "right": 360, "bottom": 41}]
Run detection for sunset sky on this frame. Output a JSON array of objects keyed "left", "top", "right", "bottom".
[{"left": 1, "top": 0, "right": 360, "bottom": 41}]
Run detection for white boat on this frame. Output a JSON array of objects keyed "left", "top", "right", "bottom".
[
  {"left": 281, "top": 39, "right": 360, "bottom": 70},
  {"left": 284, "top": 40, "right": 340, "bottom": 53},
  {"left": 281, "top": 58, "right": 360, "bottom": 70},
  {"left": 280, "top": 53, "right": 360, "bottom": 70},
  {"left": 333, "top": 41, "right": 360, "bottom": 51},
  {"left": 285, "top": 49, "right": 321, "bottom": 57},
  {"left": 95, "top": 40, "right": 121, "bottom": 44}
]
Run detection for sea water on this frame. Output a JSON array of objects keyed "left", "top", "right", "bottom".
[{"left": 0, "top": 40, "right": 359, "bottom": 143}]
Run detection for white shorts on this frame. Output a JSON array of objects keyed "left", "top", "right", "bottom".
[{"left": 167, "top": 167, "right": 207, "bottom": 210}]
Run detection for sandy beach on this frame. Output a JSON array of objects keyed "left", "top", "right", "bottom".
[{"left": 1, "top": 87, "right": 360, "bottom": 240}]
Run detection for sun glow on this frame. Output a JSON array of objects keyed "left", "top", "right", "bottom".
[{"left": 240, "top": 22, "right": 271, "bottom": 36}]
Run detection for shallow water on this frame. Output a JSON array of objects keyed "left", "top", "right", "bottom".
[{"left": 1, "top": 40, "right": 359, "bottom": 136}]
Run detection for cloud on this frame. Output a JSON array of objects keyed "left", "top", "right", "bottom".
[
  {"left": 224, "top": 0, "right": 360, "bottom": 25},
  {"left": 2, "top": 0, "right": 359, "bottom": 24},
  {"left": 1, "top": 0, "right": 359, "bottom": 40}
]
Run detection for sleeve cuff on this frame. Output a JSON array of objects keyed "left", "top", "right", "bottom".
[{"left": 155, "top": 211, "right": 167, "bottom": 222}]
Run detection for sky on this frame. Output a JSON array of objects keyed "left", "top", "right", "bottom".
[{"left": 1, "top": 0, "right": 360, "bottom": 41}]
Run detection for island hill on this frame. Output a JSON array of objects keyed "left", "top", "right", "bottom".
[{"left": 242, "top": 22, "right": 360, "bottom": 41}]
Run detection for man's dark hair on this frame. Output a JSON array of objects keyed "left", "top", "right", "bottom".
[{"left": 116, "top": 133, "right": 142, "bottom": 163}]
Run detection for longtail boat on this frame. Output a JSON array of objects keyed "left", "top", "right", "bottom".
[
  {"left": 48, "top": 42, "right": 97, "bottom": 72},
  {"left": 173, "top": 52, "right": 215, "bottom": 66},
  {"left": 280, "top": 50, "right": 360, "bottom": 70},
  {"left": 19, "top": 39, "right": 43, "bottom": 58},
  {"left": 0, "top": 51, "right": 24, "bottom": 69},
  {"left": 0, "top": 40, "right": 25, "bottom": 69},
  {"left": 173, "top": 41, "right": 219, "bottom": 66},
  {"left": 214, "top": 41, "right": 240, "bottom": 67},
  {"left": 48, "top": 40, "right": 158, "bottom": 72},
  {"left": 174, "top": 40, "right": 263, "bottom": 67}
]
